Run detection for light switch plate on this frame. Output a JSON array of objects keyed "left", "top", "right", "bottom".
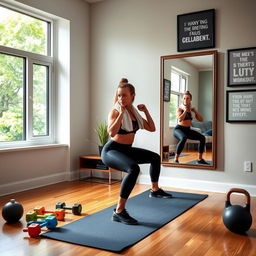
[{"left": 244, "top": 161, "right": 252, "bottom": 172}]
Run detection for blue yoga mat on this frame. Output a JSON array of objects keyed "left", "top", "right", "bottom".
[
  {"left": 41, "top": 190, "right": 208, "bottom": 252},
  {"left": 186, "top": 160, "right": 212, "bottom": 165}
]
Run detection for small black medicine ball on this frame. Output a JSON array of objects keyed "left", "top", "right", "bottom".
[{"left": 2, "top": 199, "right": 24, "bottom": 223}]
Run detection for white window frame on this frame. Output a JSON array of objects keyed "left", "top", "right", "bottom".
[
  {"left": 169, "top": 68, "right": 188, "bottom": 127},
  {"left": 0, "top": 4, "right": 55, "bottom": 148}
]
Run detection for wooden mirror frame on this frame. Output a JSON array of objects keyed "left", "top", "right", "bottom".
[{"left": 160, "top": 50, "right": 217, "bottom": 169}]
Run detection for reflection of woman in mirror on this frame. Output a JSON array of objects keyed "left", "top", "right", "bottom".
[{"left": 173, "top": 91, "right": 208, "bottom": 165}]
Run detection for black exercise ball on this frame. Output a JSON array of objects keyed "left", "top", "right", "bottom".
[{"left": 2, "top": 199, "right": 24, "bottom": 223}]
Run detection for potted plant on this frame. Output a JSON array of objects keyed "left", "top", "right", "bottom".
[{"left": 95, "top": 121, "right": 109, "bottom": 155}]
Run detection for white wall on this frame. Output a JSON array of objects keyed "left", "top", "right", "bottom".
[
  {"left": 0, "top": 0, "right": 91, "bottom": 195},
  {"left": 90, "top": 0, "right": 256, "bottom": 194}
]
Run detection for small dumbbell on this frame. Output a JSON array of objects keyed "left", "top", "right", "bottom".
[
  {"left": 26, "top": 211, "right": 55, "bottom": 222},
  {"left": 34, "top": 206, "right": 65, "bottom": 221},
  {"left": 23, "top": 223, "right": 41, "bottom": 237},
  {"left": 56, "top": 202, "right": 82, "bottom": 215},
  {"left": 23, "top": 216, "right": 58, "bottom": 238},
  {"left": 27, "top": 215, "right": 58, "bottom": 229}
]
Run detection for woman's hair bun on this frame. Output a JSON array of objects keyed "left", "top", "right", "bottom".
[
  {"left": 120, "top": 78, "right": 128, "bottom": 84},
  {"left": 184, "top": 90, "right": 192, "bottom": 99}
]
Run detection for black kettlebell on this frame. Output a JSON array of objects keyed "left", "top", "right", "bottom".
[
  {"left": 222, "top": 188, "right": 252, "bottom": 234},
  {"left": 2, "top": 199, "right": 24, "bottom": 223}
]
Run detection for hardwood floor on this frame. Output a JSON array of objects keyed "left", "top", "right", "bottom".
[{"left": 0, "top": 181, "right": 255, "bottom": 256}]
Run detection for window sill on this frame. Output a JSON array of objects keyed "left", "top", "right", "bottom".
[{"left": 0, "top": 144, "right": 69, "bottom": 153}]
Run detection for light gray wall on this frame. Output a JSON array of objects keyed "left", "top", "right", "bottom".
[
  {"left": 0, "top": 0, "right": 91, "bottom": 195},
  {"left": 199, "top": 71, "right": 212, "bottom": 121},
  {"left": 90, "top": 0, "right": 256, "bottom": 194}
]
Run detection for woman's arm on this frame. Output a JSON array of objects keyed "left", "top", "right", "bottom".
[
  {"left": 191, "top": 107, "right": 204, "bottom": 121},
  {"left": 177, "top": 107, "right": 188, "bottom": 122},
  {"left": 138, "top": 104, "right": 156, "bottom": 132},
  {"left": 107, "top": 108, "right": 124, "bottom": 137}
]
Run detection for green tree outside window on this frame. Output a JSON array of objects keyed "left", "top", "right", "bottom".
[{"left": 0, "top": 7, "right": 49, "bottom": 142}]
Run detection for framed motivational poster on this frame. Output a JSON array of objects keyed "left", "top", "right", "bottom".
[
  {"left": 227, "top": 47, "right": 256, "bottom": 86},
  {"left": 177, "top": 9, "right": 215, "bottom": 52},
  {"left": 226, "top": 89, "right": 256, "bottom": 122},
  {"left": 163, "top": 79, "right": 171, "bottom": 102}
]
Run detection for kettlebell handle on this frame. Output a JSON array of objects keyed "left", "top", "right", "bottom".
[{"left": 227, "top": 188, "right": 251, "bottom": 205}]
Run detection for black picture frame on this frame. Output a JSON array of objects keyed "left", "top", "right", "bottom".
[
  {"left": 226, "top": 89, "right": 256, "bottom": 122},
  {"left": 227, "top": 47, "right": 256, "bottom": 87},
  {"left": 177, "top": 9, "right": 215, "bottom": 52},
  {"left": 163, "top": 79, "right": 171, "bottom": 102}
]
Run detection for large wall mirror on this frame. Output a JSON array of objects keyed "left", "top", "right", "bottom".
[{"left": 160, "top": 50, "right": 217, "bottom": 169}]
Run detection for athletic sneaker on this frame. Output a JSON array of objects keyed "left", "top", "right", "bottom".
[
  {"left": 197, "top": 159, "right": 209, "bottom": 165},
  {"left": 149, "top": 188, "right": 172, "bottom": 198},
  {"left": 173, "top": 159, "right": 179, "bottom": 163},
  {"left": 112, "top": 208, "right": 138, "bottom": 225}
]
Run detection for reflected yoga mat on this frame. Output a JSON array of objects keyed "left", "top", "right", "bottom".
[
  {"left": 41, "top": 190, "right": 208, "bottom": 252},
  {"left": 186, "top": 160, "right": 212, "bottom": 165}
]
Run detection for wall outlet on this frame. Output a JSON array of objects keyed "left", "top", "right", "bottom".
[{"left": 244, "top": 161, "right": 252, "bottom": 172}]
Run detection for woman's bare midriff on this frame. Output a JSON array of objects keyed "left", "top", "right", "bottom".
[
  {"left": 178, "top": 119, "right": 192, "bottom": 127},
  {"left": 112, "top": 133, "right": 135, "bottom": 145}
]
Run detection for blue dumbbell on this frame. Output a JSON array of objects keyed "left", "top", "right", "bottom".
[{"left": 27, "top": 215, "right": 58, "bottom": 229}]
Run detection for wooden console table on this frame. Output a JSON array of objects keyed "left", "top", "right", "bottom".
[{"left": 79, "top": 155, "right": 122, "bottom": 185}]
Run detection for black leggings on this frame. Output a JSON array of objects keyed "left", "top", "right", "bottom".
[
  {"left": 173, "top": 125, "right": 205, "bottom": 155},
  {"left": 101, "top": 140, "right": 160, "bottom": 199}
]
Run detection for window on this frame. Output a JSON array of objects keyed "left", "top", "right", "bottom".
[
  {"left": 32, "top": 64, "right": 49, "bottom": 137},
  {"left": 0, "top": 6, "right": 49, "bottom": 55},
  {"left": 0, "top": 5, "right": 54, "bottom": 147},
  {"left": 0, "top": 53, "right": 25, "bottom": 141},
  {"left": 169, "top": 69, "right": 187, "bottom": 126}
]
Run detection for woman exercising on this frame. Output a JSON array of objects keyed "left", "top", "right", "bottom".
[
  {"left": 173, "top": 91, "right": 208, "bottom": 165},
  {"left": 101, "top": 78, "right": 172, "bottom": 225}
]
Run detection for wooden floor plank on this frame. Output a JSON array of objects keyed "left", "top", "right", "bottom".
[{"left": 0, "top": 181, "right": 255, "bottom": 256}]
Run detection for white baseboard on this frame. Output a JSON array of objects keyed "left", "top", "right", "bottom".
[
  {"left": 0, "top": 169, "right": 119, "bottom": 196},
  {"left": 2, "top": 172, "right": 255, "bottom": 197},
  {"left": 68, "top": 169, "right": 122, "bottom": 181},
  {"left": 0, "top": 172, "right": 68, "bottom": 196},
  {"left": 138, "top": 174, "right": 256, "bottom": 196},
  {"left": 68, "top": 169, "right": 95, "bottom": 181}
]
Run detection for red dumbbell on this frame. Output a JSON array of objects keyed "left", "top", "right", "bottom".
[
  {"left": 23, "top": 223, "right": 41, "bottom": 238},
  {"left": 34, "top": 206, "right": 65, "bottom": 221},
  {"left": 23, "top": 216, "right": 58, "bottom": 238}
]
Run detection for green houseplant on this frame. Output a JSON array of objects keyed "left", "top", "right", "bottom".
[{"left": 95, "top": 121, "right": 109, "bottom": 155}]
